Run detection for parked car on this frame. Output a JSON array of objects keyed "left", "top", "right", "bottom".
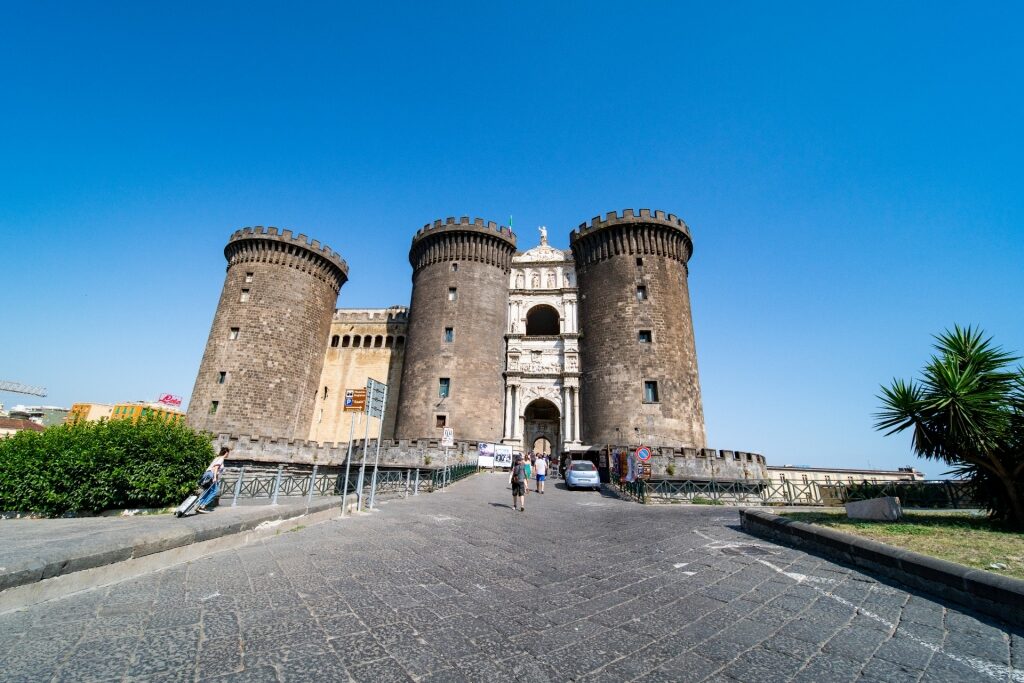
[{"left": 565, "top": 460, "right": 601, "bottom": 490}]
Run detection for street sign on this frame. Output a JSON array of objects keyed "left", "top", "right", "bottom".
[
  {"left": 344, "top": 389, "right": 366, "bottom": 412},
  {"left": 441, "top": 427, "right": 454, "bottom": 447},
  {"left": 365, "top": 378, "right": 387, "bottom": 418},
  {"left": 635, "top": 445, "right": 652, "bottom": 462}
]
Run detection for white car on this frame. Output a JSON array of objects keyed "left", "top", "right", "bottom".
[{"left": 565, "top": 460, "right": 601, "bottom": 490}]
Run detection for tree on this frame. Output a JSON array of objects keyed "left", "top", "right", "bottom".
[{"left": 875, "top": 325, "right": 1024, "bottom": 528}]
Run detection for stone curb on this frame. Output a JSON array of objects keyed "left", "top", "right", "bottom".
[
  {"left": 739, "top": 508, "right": 1024, "bottom": 628},
  {"left": 0, "top": 497, "right": 344, "bottom": 612}
]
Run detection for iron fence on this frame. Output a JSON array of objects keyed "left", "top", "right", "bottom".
[{"left": 607, "top": 477, "right": 978, "bottom": 508}]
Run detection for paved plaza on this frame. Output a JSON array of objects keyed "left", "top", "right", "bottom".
[{"left": 0, "top": 473, "right": 1021, "bottom": 682}]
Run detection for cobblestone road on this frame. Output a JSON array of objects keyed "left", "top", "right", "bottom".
[{"left": 1, "top": 473, "right": 1021, "bottom": 682}]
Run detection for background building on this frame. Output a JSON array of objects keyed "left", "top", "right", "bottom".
[
  {"left": 0, "top": 417, "right": 46, "bottom": 437},
  {"left": 110, "top": 402, "right": 184, "bottom": 423},
  {"left": 67, "top": 402, "right": 114, "bottom": 423},
  {"left": 767, "top": 465, "right": 926, "bottom": 486}
]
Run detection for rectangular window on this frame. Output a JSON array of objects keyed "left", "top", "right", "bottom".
[
  {"left": 217, "top": 371, "right": 226, "bottom": 384},
  {"left": 229, "top": 327, "right": 240, "bottom": 340},
  {"left": 448, "top": 287, "right": 457, "bottom": 301},
  {"left": 245, "top": 272, "right": 254, "bottom": 283},
  {"left": 638, "top": 330, "right": 652, "bottom": 343},
  {"left": 439, "top": 377, "right": 450, "bottom": 398},
  {"left": 444, "top": 327, "right": 454, "bottom": 342},
  {"left": 451, "top": 263, "right": 458, "bottom": 271},
  {"left": 209, "top": 401, "right": 219, "bottom": 415},
  {"left": 240, "top": 289, "right": 250, "bottom": 302},
  {"left": 436, "top": 415, "right": 447, "bottom": 428},
  {"left": 636, "top": 257, "right": 643, "bottom": 267},
  {"left": 643, "top": 380, "right": 659, "bottom": 403},
  {"left": 636, "top": 285, "right": 648, "bottom": 301}
]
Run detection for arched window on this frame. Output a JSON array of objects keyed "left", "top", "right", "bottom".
[
  {"left": 363, "top": 335, "right": 372, "bottom": 347},
  {"left": 525, "top": 305, "right": 560, "bottom": 336},
  {"left": 396, "top": 335, "right": 405, "bottom": 347},
  {"left": 374, "top": 335, "right": 383, "bottom": 348},
  {"left": 385, "top": 335, "right": 394, "bottom": 348},
  {"left": 342, "top": 335, "right": 350, "bottom": 347},
  {"left": 330, "top": 335, "right": 340, "bottom": 348},
  {"left": 353, "top": 336, "right": 361, "bottom": 348}
]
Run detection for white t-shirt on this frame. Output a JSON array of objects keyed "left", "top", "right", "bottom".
[{"left": 535, "top": 458, "right": 547, "bottom": 476}]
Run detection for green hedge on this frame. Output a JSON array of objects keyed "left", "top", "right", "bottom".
[{"left": 0, "top": 416, "right": 214, "bottom": 516}]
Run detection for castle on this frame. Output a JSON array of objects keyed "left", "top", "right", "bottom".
[{"left": 186, "top": 209, "right": 767, "bottom": 480}]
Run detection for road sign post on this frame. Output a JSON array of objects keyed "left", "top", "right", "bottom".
[
  {"left": 440, "top": 428, "right": 454, "bottom": 488},
  {"left": 367, "top": 379, "right": 389, "bottom": 509}
]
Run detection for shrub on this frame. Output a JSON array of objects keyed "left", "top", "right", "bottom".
[{"left": 0, "top": 416, "right": 214, "bottom": 516}]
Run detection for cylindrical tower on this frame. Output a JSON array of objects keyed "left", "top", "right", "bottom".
[
  {"left": 570, "top": 209, "right": 706, "bottom": 448},
  {"left": 395, "top": 216, "right": 517, "bottom": 443},
  {"left": 187, "top": 226, "right": 348, "bottom": 440}
]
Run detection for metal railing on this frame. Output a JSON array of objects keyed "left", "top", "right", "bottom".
[
  {"left": 607, "top": 478, "right": 978, "bottom": 508},
  {"left": 217, "top": 464, "right": 471, "bottom": 509}
]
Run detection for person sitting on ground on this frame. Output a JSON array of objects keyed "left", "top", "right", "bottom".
[
  {"left": 197, "top": 447, "right": 229, "bottom": 512},
  {"left": 510, "top": 455, "right": 526, "bottom": 511}
]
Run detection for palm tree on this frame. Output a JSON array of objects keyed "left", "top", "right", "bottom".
[{"left": 875, "top": 325, "right": 1024, "bottom": 528}]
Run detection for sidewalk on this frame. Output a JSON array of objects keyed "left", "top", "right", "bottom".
[{"left": 0, "top": 496, "right": 343, "bottom": 612}]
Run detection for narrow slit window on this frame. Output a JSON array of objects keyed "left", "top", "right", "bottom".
[
  {"left": 323, "top": 386, "right": 328, "bottom": 399},
  {"left": 636, "top": 285, "right": 648, "bottom": 301},
  {"left": 209, "top": 401, "right": 219, "bottom": 415},
  {"left": 439, "top": 377, "right": 450, "bottom": 398},
  {"left": 217, "top": 371, "right": 226, "bottom": 384},
  {"left": 448, "top": 287, "right": 457, "bottom": 301},
  {"left": 444, "top": 327, "right": 454, "bottom": 342}
]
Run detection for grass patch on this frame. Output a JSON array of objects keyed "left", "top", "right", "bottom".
[
  {"left": 779, "top": 511, "right": 1024, "bottom": 580},
  {"left": 691, "top": 496, "right": 724, "bottom": 506}
]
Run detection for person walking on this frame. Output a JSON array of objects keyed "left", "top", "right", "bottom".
[
  {"left": 535, "top": 454, "right": 547, "bottom": 494},
  {"left": 510, "top": 455, "right": 526, "bottom": 511},
  {"left": 196, "top": 447, "right": 229, "bottom": 512},
  {"left": 523, "top": 456, "right": 532, "bottom": 494}
]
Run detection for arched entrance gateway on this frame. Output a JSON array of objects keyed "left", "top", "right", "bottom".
[{"left": 523, "top": 398, "right": 559, "bottom": 462}]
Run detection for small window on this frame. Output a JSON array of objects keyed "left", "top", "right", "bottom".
[
  {"left": 342, "top": 335, "right": 350, "bottom": 347},
  {"left": 209, "top": 401, "right": 219, "bottom": 415},
  {"left": 444, "top": 327, "right": 454, "bottom": 342},
  {"left": 439, "top": 377, "right": 450, "bottom": 398},
  {"left": 217, "top": 371, "right": 226, "bottom": 384},
  {"left": 323, "top": 386, "right": 329, "bottom": 399},
  {"left": 825, "top": 476, "right": 831, "bottom": 484},
  {"left": 396, "top": 335, "right": 405, "bottom": 346},
  {"left": 636, "top": 257, "right": 643, "bottom": 267},
  {"left": 802, "top": 475, "right": 809, "bottom": 483},
  {"left": 240, "top": 289, "right": 250, "bottom": 302},
  {"left": 636, "top": 285, "right": 648, "bottom": 301},
  {"left": 451, "top": 263, "right": 458, "bottom": 271},
  {"left": 385, "top": 336, "right": 393, "bottom": 348},
  {"left": 643, "top": 380, "right": 659, "bottom": 403},
  {"left": 245, "top": 272, "right": 254, "bottom": 283},
  {"left": 436, "top": 415, "right": 447, "bottom": 428},
  {"left": 353, "top": 336, "right": 361, "bottom": 348},
  {"left": 638, "top": 330, "right": 652, "bottom": 343},
  {"left": 330, "top": 335, "right": 340, "bottom": 348},
  {"left": 374, "top": 335, "right": 383, "bottom": 348},
  {"left": 228, "top": 327, "right": 240, "bottom": 340},
  {"left": 363, "top": 335, "right": 372, "bottom": 347},
  {"left": 448, "top": 287, "right": 457, "bottom": 301}
]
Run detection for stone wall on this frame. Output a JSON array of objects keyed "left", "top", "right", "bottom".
[
  {"left": 571, "top": 209, "right": 706, "bottom": 449},
  {"left": 187, "top": 227, "right": 348, "bottom": 440},
  {"left": 309, "top": 307, "right": 407, "bottom": 443},
  {"left": 395, "top": 217, "right": 516, "bottom": 444},
  {"left": 214, "top": 433, "right": 481, "bottom": 469}
]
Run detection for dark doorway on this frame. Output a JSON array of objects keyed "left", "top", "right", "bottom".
[{"left": 525, "top": 305, "right": 560, "bottom": 336}]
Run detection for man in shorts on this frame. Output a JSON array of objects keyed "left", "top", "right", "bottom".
[
  {"left": 535, "top": 454, "right": 547, "bottom": 494},
  {"left": 510, "top": 455, "right": 526, "bottom": 511}
]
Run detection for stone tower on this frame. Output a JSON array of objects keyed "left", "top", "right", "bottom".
[
  {"left": 395, "top": 217, "right": 517, "bottom": 444},
  {"left": 570, "top": 209, "right": 706, "bottom": 448},
  {"left": 187, "top": 227, "right": 348, "bottom": 440}
]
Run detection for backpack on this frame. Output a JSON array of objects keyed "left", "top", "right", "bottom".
[{"left": 512, "top": 464, "right": 525, "bottom": 484}]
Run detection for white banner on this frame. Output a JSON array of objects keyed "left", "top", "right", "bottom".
[{"left": 493, "top": 444, "right": 513, "bottom": 468}]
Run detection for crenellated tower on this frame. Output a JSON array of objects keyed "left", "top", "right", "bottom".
[
  {"left": 187, "top": 227, "right": 348, "bottom": 440},
  {"left": 570, "top": 209, "right": 707, "bottom": 449},
  {"left": 394, "top": 217, "right": 517, "bottom": 443}
]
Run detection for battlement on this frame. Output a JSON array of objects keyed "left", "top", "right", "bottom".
[
  {"left": 332, "top": 306, "right": 409, "bottom": 323},
  {"left": 228, "top": 225, "right": 349, "bottom": 278},
  {"left": 570, "top": 208, "right": 691, "bottom": 241},
  {"left": 411, "top": 216, "right": 517, "bottom": 248}
]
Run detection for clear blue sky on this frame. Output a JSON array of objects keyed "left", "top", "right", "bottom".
[{"left": 2, "top": 2, "right": 1022, "bottom": 475}]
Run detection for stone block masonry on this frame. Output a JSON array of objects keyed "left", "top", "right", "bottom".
[{"left": 187, "top": 227, "right": 348, "bottom": 441}]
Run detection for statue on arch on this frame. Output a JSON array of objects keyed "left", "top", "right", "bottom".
[{"left": 538, "top": 225, "right": 548, "bottom": 245}]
